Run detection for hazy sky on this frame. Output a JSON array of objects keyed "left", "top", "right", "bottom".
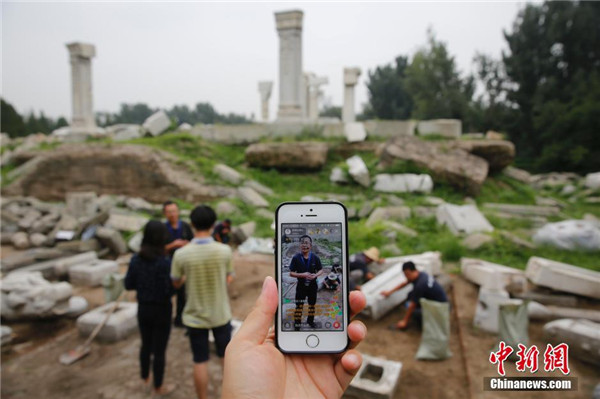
[{"left": 2, "top": 1, "right": 529, "bottom": 121}]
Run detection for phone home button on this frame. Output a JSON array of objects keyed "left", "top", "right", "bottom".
[{"left": 306, "top": 334, "right": 319, "bottom": 348}]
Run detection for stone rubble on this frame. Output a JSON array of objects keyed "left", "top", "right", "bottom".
[
  {"left": 436, "top": 204, "right": 494, "bottom": 235},
  {"left": 346, "top": 155, "right": 370, "bottom": 187},
  {"left": 373, "top": 174, "right": 433, "bottom": 193}
]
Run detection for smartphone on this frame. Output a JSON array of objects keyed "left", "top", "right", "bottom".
[{"left": 275, "top": 201, "right": 349, "bottom": 354}]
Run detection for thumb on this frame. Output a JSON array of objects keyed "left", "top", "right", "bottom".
[{"left": 234, "top": 276, "right": 278, "bottom": 345}]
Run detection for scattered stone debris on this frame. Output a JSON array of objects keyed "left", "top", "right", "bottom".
[
  {"left": 373, "top": 174, "right": 433, "bottom": 193},
  {"left": 502, "top": 166, "right": 532, "bottom": 184},
  {"left": 533, "top": 219, "right": 600, "bottom": 251},
  {"left": 238, "top": 187, "right": 269, "bottom": 208},
  {"left": 245, "top": 141, "right": 329, "bottom": 170},
  {"left": 213, "top": 163, "right": 243, "bottom": 185},
  {"left": 142, "top": 110, "right": 171, "bottom": 136},
  {"left": 231, "top": 221, "right": 257, "bottom": 245},
  {"left": 461, "top": 233, "right": 494, "bottom": 250},
  {"left": 452, "top": 139, "right": 515, "bottom": 172},
  {"left": 237, "top": 237, "right": 274, "bottom": 255},
  {"left": 526, "top": 257, "right": 600, "bottom": 299},
  {"left": 436, "top": 204, "right": 494, "bottom": 235},
  {"left": 346, "top": 155, "right": 370, "bottom": 187},
  {"left": 530, "top": 172, "right": 580, "bottom": 190},
  {"left": 461, "top": 258, "right": 527, "bottom": 294},
  {"left": 366, "top": 206, "right": 411, "bottom": 227},
  {"left": 77, "top": 301, "right": 138, "bottom": 342},
  {"left": 527, "top": 301, "right": 600, "bottom": 322},
  {"left": 344, "top": 122, "right": 367, "bottom": 142},
  {"left": 543, "top": 319, "right": 600, "bottom": 366},
  {"left": 330, "top": 167, "right": 349, "bottom": 184},
  {"left": 584, "top": 172, "right": 600, "bottom": 190},
  {"left": 1, "top": 326, "right": 13, "bottom": 346}
]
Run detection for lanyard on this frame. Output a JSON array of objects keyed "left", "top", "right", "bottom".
[
  {"left": 301, "top": 252, "right": 312, "bottom": 271},
  {"left": 166, "top": 220, "right": 182, "bottom": 239}
]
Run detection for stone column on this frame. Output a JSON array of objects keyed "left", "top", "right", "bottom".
[
  {"left": 66, "top": 42, "right": 98, "bottom": 132},
  {"left": 258, "top": 81, "right": 273, "bottom": 122},
  {"left": 342, "top": 67, "right": 361, "bottom": 123},
  {"left": 275, "top": 10, "right": 304, "bottom": 122},
  {"left": 307, "top": 75, "right": 329, "bottom": 121}
]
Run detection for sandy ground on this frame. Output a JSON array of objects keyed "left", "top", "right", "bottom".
[{"left": 1, "top": 250, "right": 599, "bottom": 399}]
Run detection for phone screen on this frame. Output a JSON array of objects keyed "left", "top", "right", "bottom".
[{"left": 280, "top": 222, "right": 344, "bottom": 332}]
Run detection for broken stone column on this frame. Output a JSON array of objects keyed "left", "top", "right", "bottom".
[
  {"left": 275, "top": 10, "right": 304, "bottom": 122},
  {"left": 307, "top": 74, "right": 328, "bottom": 121},
  {"left": 258, "top": 81, "right": 273, "bottom": 121},
  {"left": 66, "top": 42, "right": 99, "bottom": 134},
  {"left": 342, "top": 67, "right": 361, "bottom": 123}
]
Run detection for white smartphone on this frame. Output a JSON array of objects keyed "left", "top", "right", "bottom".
[{"left": 275, "top": 201, "right": 349, "bottom": 354}]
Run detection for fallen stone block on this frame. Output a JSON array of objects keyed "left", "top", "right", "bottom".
[
  {"left": 65, "top": 296, "right": 89, "bottom": 318},
  {"left": 366, "top": 207, "right": 411, "bottom": 227},
  {"left": 0, "top": 248, "right": 65, "bottom": 272},
  {"left": 345, "top": 354, "right": 402, "bottom": 399},
  {"left": 243, "top": 180, "right": 274, "bottom": 196},
  {"left": 436, "top": 204, "right": 494, "bottom": 235},
  {"left": 533, "top": 220, "right": 600, "bottom": 251},
  {"left": 373, "top": 174, "right": 433, "bottom": 194},
  {"left": 231, "top": 221, "right": 256, "bottom": 245},
  {"left": 245, "top": 142, "right": 329, "bottom": 170},
  {"left": 56, "top": 238, "right": 102, "bottom": 253},
  {"left": 527, "top": 301, "right": 600, "bottom": 322},
  {"left": 543, "top": 319, "right": 600, "bottom": 366},
  {"left": 77, "top": 301, "right": 138, "bottom": 342},
  {"left": 96, "top": 227, "right": 128, "bottom": 255},
  {"left": 452, "top": 139, "right": 515, "bottom": 172},
  {"left": 65, "top": 191, "right": 99, "bottom": 219},
  {"left": 526, "top": 257, "right": 600, "bottom": 299},
  {"left": 380, "top": 251, "right": 442, "bottom": 276},
  {"left": 462, "top": 233, "right": 494, "bottom": 250},
  {"left": 29, "top": 233, "right": 48, "bottom": 247},
  {"left": 461, "top": 258, "right": 527, "bottom": 294},
  {"left": 346, "top": 155, "right": 370, "bottom": 187},
  {"left": 417, "top": 119, "right": 461, "bottom": 138},
  {"left": 69, "top": 260, "right": 119, "bottom": 287},
  {"left": 483, "top": 203, "right": 561, "bottom": 217},
  {"left": 330, "top": 167, "right": 349, "bottom": 184},
  {"left": 382, "top": 221, "right": 418, "bottom": 238},
  {"left": 124, "top": 197, "right": 157, "bottom": 213},
  {"left": 238, "top": 186, "right": 269, "bottom": 208},
  {"left": 1, "top": 326, "right": 13, "bottom": 346},
  {"left": 143, "top": 110, "right": 171, "bottom": 136},
  {"left": 584, "top": 172, "right": 600, "bottom": 190},
  {"left": 474, "top": 287, "right": 510, "bottom": 333},
  {"left": 213, "top": 164, "right": 243, "bottom": 185},
  {"left": 358, "top": 202, "right": 373, "bottom": 219},
  {"left": 128, "top": 231, "right": 143, "bottom": 253},
  {"left": 18, "top": 209, "right": 42, "bottom": 230},
  {"left": 238, "top": 237, "right": 274, "bottom": 255},
  {"left": 11, "top": 232, "right": 30, "bottom": 250},
  {"left": 344, "top": 122, "right": 367, "bottom": 143},
  {"left": 516, "top": 291, "right": 577, "bottom": 307},
  {"left": 105, "top": 211, "right": 148, "bottom": 232}
]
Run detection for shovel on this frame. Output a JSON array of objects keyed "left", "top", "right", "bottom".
[{"left": 59, "top": 293, "right": 125, "bottom": 365}]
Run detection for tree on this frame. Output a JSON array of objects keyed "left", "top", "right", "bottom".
[
  {"left": 319, "top": 105, "right": 342, "bottom": 119},
  {"left": 1, "top": 98, "right": 27, "bottom": 137},
  {"left": 113, "top": 103, "right": 156, "bottom": 124},
  {"left": 406, "top": 30, "right": 475, "bottom": 128},
  {"left": 365, "top": 56, "right": 413, "bottom": 119},
  {"left": 503, "top": 1, "right": 600, "bottom": 172}
]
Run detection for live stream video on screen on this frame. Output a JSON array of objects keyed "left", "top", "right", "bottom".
[{"left": 280, "top": 223, "right": 344, "bottom": 332}]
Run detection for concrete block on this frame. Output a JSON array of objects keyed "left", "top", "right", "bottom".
[
  {"left": 526, "top": 256, "right": 600, "bottom": 299},
  {"left": 361, "top": 252, "right": 442, "bottom": 320},
  {"left": 344, "top": 354, "right": 402, "bottom": 399},
  {"left": 214, "top": 163, "right": 243, "bottom": 185},
  {"left": 77, "top": 301, "right": 138, "bottom": 342},
  {"left": 473, "top": 287, "right": 510, "bottom": 333},
  {"left": 238, "top": 187, "right": 269, "bottom": 208},
  {"left": 344, "top": 122, "right": 367, "bottom": 143},
  {"left": 436, "top": 203, "right": 494, "bottom": 235},
  {"left": 69, "top": 260, "right": 119, "bottom": 287},
  {"left": 543, "top": 319, "right": 600, "bottom": 366},
  {"left": 142, "top": 110, "right": 171, "bottom": 136},
  {"left": 461, "top": 258, "right": 527, "bottom": 294}
]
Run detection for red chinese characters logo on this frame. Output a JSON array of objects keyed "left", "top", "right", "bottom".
[
  {"left": 489, "top": 341, "right": 513, "bottom": 376},
  {"left": 489, "top": 342, "right": 570, "bottom": 376},
  {"left": 543, "top": 343, "right": 570, "bottom": 375}
]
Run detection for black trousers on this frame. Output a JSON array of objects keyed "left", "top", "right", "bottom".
[
  {"left": 294, "top": 283, "right": 318, "bottom": 327},
  {"left": 174, "top": 284, "right": 186, "bottom": 325},
  {"left": 138, "top": 302, "right": 172, "bottom": 388}
]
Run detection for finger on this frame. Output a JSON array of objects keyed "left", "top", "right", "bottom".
[
  {"left": 334, "top": 350, "right": 363, "bottom": 391},
  {"left": 349, "top": 290, "right": 366, "bottom": 318},
  {"left": 347, "top": 320, "right": 367, "bottom": 351},
  {"left": 233, "top": 276, "right": 278, "bottom": 345}
]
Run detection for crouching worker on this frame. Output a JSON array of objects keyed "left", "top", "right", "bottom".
[{"left": 381, "top": 261, "right": 448, "bottom": 330}]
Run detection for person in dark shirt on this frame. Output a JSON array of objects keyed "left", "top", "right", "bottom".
[
  {"left": 348, "top": 247, "right": 385, "bottom": 290},
  {"left": 125, "top": 220, "right": 176, "bottom": 396},
  {"left": 381, "top": 261, "right": 448, "bottom": 330},
  {"left": 163, "top": 201, "right": 194, "bottom": 327},
  {"left": 212, "top": 219, "right": 232, "bottom": 244},
  {"left": 289, "top": 235, "right": 324, "bottom": 330}
]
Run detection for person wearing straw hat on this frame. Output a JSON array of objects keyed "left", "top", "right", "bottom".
[{"left": 348, "top": 247, "right": 384, "bottom": 290}]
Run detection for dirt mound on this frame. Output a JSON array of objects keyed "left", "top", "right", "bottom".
[{"left": 2, "top": 144, "right": 235, "bottom": 203}]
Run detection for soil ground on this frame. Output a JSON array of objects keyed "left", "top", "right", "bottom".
[{"left": 1, "top": 249, "right": 598, "bottom": 399}]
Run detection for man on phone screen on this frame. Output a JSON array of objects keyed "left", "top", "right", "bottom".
[{"left": 289, "top": 235, "right": 324, "bottom": 330}]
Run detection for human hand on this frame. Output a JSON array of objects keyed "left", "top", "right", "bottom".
[
  {"left": 397, "top": 320, "right": 408, "bottom": 330},
  {"left": 380, "top": 290, "right": 391, "bottom": 298},
  {"left": 305, "top": 273, "right": 317, "bottom": 281},
  {"left": 222, "top": 277, "right": 367, "bottom": 399}
]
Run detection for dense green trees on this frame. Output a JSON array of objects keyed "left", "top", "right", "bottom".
[
  {"left": 365, "top": 1, "right": 599, "bottom": 173},
  {"left": 1, "top": 98, "right": 68, "bottom": 137}
]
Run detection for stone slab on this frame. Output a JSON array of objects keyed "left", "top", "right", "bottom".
[
  {"left": 461, "top": 258, "right": 527, "bottom": 294},
  {"left": 344, "top": 354, "right": 402, "bottom": 399},
  {"left": 95, "top": 227, "right": 128, "bottom": 255},
  {"left": 365, "top": 207, "right": 411, "bottom": 227},
  {"left": 532, "top": 220, "right": 600, "bottom": 251},
  {"left": 69, "top": 260, "right": 119, "bottom": 287},
  {"left": 436, "top": 204, "right": 494, "bottom": 235},
  {"left": 142, "top": 110, "right": 170, "bottom": 136},
  {"left": 483, "top": 203, "right": 561, "bottom": 217},
  {"left": 526, "top": 256, "right": 600, "bottom": 299},
  {"left": 462, "top": 233, "right": 494, "bottom": 250},
  {"left": 344, "top": 122, "right": 367, "bottom": 143},
  {"left": 214, "top": 163, "right": 243, "bottom": 185},
  {"left": 105, "top": 212, "right": 148, "bottom": 232},
  {"left": 417, "top": 119, "right": 461, "bottom": 138},
  {"left": 516, "top": 291, "right": 577, "bottom": 307},
  {"left": 238, "top": 187, "right": 269, "bottom": 208},
  {"left": 65, "top": 191, "right": 98, "bottom": 219},
  {"left": 346, "top": 155, "right": 370, "bottom": 187},
  {"left": 10, "top": 251, "right": 98, "bottom": 279},
  {"left": 330, "top": 167, "right": 349, "bottom": 184},
  {"left": 543, "top": 319, "right": 600, "bottom": 366},
  {"left": 77, "top": 301, "right": 138, "bottom": 342},
  {"left": 244, "top": 180, "right": 274, "bottom": 196},
  {"left": 374, "top": 174, "right": 433, "bottom": 194},
  {"left": 474, "top": 287, "right": 510, "bottom": 333},
  {"left": 527, "top": 301, "right": 600, "bottom": 322}
]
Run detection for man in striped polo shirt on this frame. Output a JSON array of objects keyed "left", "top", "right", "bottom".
[{"left": 171, "top": 205, "right": 234, "bottom": 399}]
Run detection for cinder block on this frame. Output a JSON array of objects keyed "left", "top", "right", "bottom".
[
  {"left": 77, "top": 301, "right": 138, "bottom": 342},
  {"left": 461, "top": 258, "right": 527, "bottom": 293},
  {"left": 69, "top": 260, "right": 119, "bottom": 287},
  {"left": 344, "top": 354, "right": 402, "bottom": 399},
  {"left": 526, "top": 257, "right": 600, "bottom": 299},
  {"left": 473, "top": 287, "right": 510, "bottom": 333},
  {"left": 543, "top": 319, "right": 600, "bottom": 366}
]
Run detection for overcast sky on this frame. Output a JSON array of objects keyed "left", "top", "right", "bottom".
[{"left": 2, "top": 1, "right": 530, "bottom": 122}]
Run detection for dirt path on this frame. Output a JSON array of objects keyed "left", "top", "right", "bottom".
[{"left": 2, "top": 252, "right": 599, "bottom": 398}]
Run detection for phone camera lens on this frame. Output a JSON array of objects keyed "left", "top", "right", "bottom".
[{"left": 310, "top": 209, "right": 313, "bottom": 212}]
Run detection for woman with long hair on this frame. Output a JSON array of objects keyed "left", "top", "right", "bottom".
[{"left": 125, "top": 220, "right": 176, "bottom": 396}]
